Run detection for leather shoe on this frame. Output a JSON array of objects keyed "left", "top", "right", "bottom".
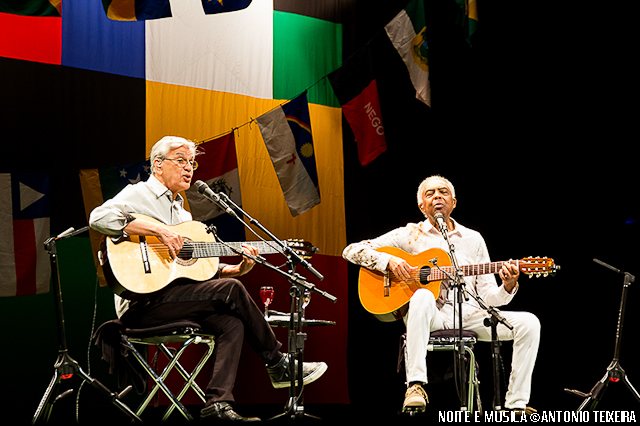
[{"left": 201, "top": 402, "right": 261, "bottom": 422}]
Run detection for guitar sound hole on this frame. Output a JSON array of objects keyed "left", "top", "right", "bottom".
[
  {"left": 418, "top": 266, "right": 432, "bottom": 284},
  {"left": 176, "top": 239, "right": 197, "bottom": 266}
]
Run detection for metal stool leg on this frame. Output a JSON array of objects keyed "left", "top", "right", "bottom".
[
  {"left": 427, "top": 340, "right": 481, "bottom": 413},
  {"left": 465, "top": 346, "right": 480, "bottom": 414},
  {"left": 122, "top": 337, "right": 194, "bottom": 421},
  {"left": 159, "top": 337, "right": 214, "bottom": 421}
]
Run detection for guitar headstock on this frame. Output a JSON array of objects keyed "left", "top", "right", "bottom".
[
  {"left": 520, "top": 257, "right": 559, "bottom": 278},
  {"left": 285, "top": 239, "right": 319, "bottom": 259}
]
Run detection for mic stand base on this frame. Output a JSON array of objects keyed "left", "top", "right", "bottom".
[
  {"left": 483, "top": 316, "right": 503, "bottom": 411},
  {"left": 565, "top": 261, "right": 639, "bottom": 410},
  {"left": 566, "top": 361, "right": 640, "bottom": 412},
  {"left": 268, "top": 270, "right": 322, "bottom": 422},
  {"left": 460, "top": 288, "right": 512, "bottom": 412},
  {"left": 33, "top": 350, "right": 140, "bottom": 424},
  {"left": 203, "top": 195, "right": 334, "bottom": 419},
  {"left": 33, "top": 234, "right": 140, "bottom": 423}
]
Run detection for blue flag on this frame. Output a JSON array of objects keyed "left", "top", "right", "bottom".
[{"left": 200, "top": 0, "right": 252, "bottom": 15}]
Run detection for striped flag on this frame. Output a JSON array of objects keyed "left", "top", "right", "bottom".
[
  {"left": 385, "top": 0, "right": 430, "bottom": 106},
  {"left": 256, "top": 92, "right": 321, "bottom": 217},
  {"left": 0, "top": 173, "right": 51, "bottom": 296}
]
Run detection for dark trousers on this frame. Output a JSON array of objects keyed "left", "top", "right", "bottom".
[{"left": 121, "top": 277, "right": 282, "bottom": 404}]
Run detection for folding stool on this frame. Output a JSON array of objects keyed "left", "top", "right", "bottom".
[
  {"left": 119, "top": 320, "right": 215, "bottom": 421},
  {"left": 400, "top": 329, "right": 481, "bottom": 413}
]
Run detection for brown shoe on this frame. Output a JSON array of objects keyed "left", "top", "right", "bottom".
[
  {"left": 508, "top": 407, "right": 537, "bottom": 416},
  {"left": 201, "top": 402, "right": 261, "bottom": 422},
  {"left": 402, "top": 383, "right": 429, "bottom": 413}
]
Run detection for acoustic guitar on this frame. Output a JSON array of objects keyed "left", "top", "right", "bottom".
[
  {"left": 358, "top": 247, "right": 557, "bottom": 322},
  {"left": 100, "top": 214, "right": 316, "bottom": 300}
]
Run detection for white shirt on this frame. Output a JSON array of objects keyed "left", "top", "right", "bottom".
[
  {"left": 89, "top": 175, "right": 193, "bottom": 317},
  {"left": 342, "top": 218, "right": 517, "bottom": 324}
]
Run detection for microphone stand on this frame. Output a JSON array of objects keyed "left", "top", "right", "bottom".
[
  {"left": 435, "top": 265, "right": 514, "bottom": 413},
  {"left": 33, "top": 227, "right": 140, "bottom": 424},
  {"left": 565, "top": 259, "right": 640, "bottom": 410},
  {"left": 209, "top": 191, "right": 336, "bottom": 420},
  {"left": 436, "top": 219, "right": 469, "bottom": 411},
  {"left": 479, "top": 298, "right": 512, "bottom": 411}
]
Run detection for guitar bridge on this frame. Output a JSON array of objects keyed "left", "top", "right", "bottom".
[
  {"left": 139, "top": 236, "right": 151, "bottom": 274},
  {"left": 383, "top": 271, "right": 390, "bottom": 297}
]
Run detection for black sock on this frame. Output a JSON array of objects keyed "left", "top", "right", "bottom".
[{"left": 266, "top": 352, "right": 284, "bottom": 367}]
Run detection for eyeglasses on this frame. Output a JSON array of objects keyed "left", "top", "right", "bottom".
[{"left": 163, "top": 157, "right": 199, "bottom": 170}]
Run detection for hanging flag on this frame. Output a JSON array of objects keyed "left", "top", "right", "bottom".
[
  {"left": 385, "top": 0, "right": 430, "bottom": 106},
  {"left": 100, "top": 0, "right": 252, "bottom": 21},
  {"left": 329, "top": 45, "right": 387, "bottom": 166},
  {"left": 200, "top": 0, "right": 252, "bottom": 15},
  {"left": 256, "top": 92, "right": 321, "bottom": 217},
  {"left": 100, "top": 0, "right": 172, "bottom": 21},
  {"left": 0, "top": 0, "right": 61, "bottom": 16},
  {"left": 184, "top": 132, "right": 245, "bottom": 242},
  {"left": 455, "top": 0, "right": 478, "bottom": 47},
  {"left": 79, "top": 160, "right": 151, "bottom": 286},
  {"left": 0, "top": 173, "right": 51, "bottom": 297}
]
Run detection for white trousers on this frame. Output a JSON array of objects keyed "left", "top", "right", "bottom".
[{"left": 404, "top": 289, "right": 540, "bottom": 409}]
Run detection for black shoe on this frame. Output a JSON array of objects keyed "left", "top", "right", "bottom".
[
  {"left": 266, "top": 355, "right": 328, "bottom": 389},
  {"left": 201, "top": 402, "right": 261, "bottom": 422}
]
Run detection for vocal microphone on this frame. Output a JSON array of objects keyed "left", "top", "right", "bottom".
[
  {"left": 194, "top": 180, "right": 238, "bottom": 218},
  {"left": 434, "top": 212, "right": 448, "bottom": 234},
  {"left": 55, "top": 227, "right": 75, "bottom": 240},
  {"left": 54, "top": 226, "right": 90, "bottom": 241}
]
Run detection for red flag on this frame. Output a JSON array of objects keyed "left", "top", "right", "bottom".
[
  {"left": 341, "top": 79, "right": 386, "bottom": 166},
  {"left": 329, "top": 45, "right": 387, "bottom": 166},
  {"left": 185, "top": 132, "right": 242, "bottom": 222}
]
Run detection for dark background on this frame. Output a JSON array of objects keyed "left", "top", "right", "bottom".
[
  {"left": 1, "top": 0, "right": 638, "bottom": 422},
  {"left": 340, "top": 0, "right": 640, "bottom": 417}
]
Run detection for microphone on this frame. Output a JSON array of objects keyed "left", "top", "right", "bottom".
[
  {"left": 434, "top": 212, "right": 448, "bottom": 234},
  {"left": 194, "top": 180, "right": 238, "bottom": 218}
]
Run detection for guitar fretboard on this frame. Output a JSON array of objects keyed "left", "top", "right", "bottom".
[
  {"left": 183, "top": 241, "right": 282, "bottom": 259},
  {"left": 422, "top": 260, "right": 521, "bottom": 282}
]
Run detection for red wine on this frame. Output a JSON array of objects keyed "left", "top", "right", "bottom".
[{"left": 260, "top": 287, "right": 274, "bottom": 307}]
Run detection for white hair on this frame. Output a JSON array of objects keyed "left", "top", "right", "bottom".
[
  {"left": 416, "top": 175, "right": 456, "bottom": 206},
  {"left": 149, "top": 136, "right": 199, "bottom": 175}
]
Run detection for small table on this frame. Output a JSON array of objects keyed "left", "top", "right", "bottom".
[{"left": 265, "top": 311, "right": 336, "bottom": 327}]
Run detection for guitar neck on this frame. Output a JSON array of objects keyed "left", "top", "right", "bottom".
[
  {"left": 188, "top": 241, "right": 281, "bottom": 259},
  {"left": 427, "top": 260, "right": 520, "bottom": 281}
]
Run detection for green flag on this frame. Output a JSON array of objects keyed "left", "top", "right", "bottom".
[{"left": 384, "top": 0, "right": 430, "bottom": 106}]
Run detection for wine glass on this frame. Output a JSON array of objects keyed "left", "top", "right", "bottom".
[
  {"left": 260, "top": 286, "right": 274, "bottom": 318},
  {"left": 301, "top": 289, "right": 311, "bottom": 320}
]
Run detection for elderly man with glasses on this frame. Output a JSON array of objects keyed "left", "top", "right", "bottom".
[{"left": 90, "top": 136, "right": 327, "bottom": 422}]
